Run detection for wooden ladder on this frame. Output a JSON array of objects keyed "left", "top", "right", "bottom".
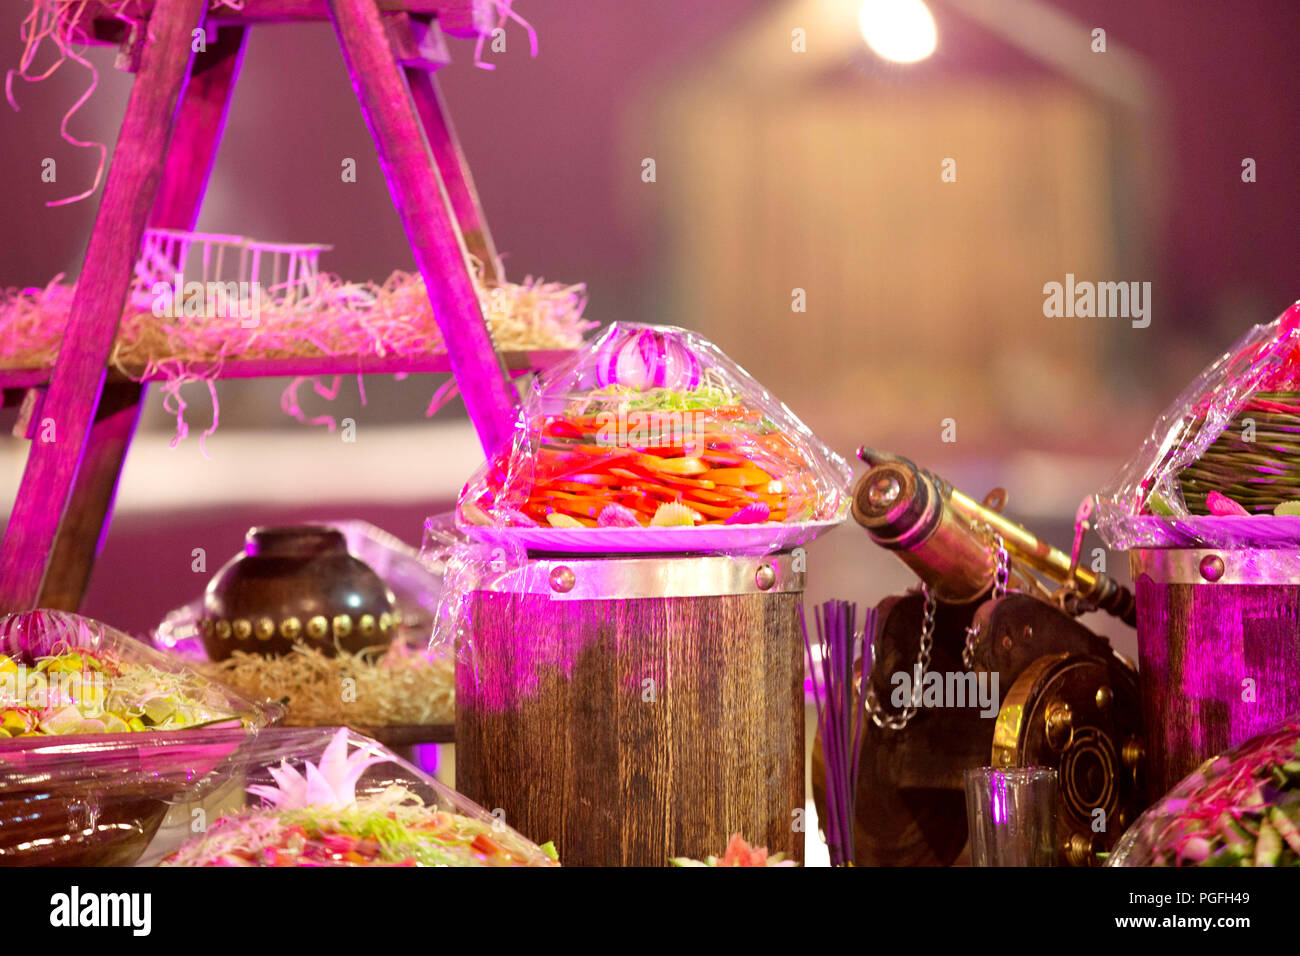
[{"left": 0, "top": 0, "right": 527, "bottom": 613}]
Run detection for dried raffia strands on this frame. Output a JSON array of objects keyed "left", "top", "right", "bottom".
[
  {"left": 0, "top": 269, "right": 592, "bottom": 372},
  {"left": 0, "top": 267, "right": 595, "bottom": 444},
  {"left": 4, "top": 1, "right": 296, "bottom": 206},
  {"left": 8, "top": 0, "right": 119, "bottom": 206},
  {"left": 201, "top": 638, "right": 454, "bottom": 729},
  {"left": 473, "top": 0, "right": 538, "bottom": 71}
]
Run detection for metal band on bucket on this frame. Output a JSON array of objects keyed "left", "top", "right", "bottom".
[
  {"left": 1131, "top": 549, "right": 1300, "bottom": 585},
  {"left": 480, "top": 552, "right": 806, "bottom": 600}
]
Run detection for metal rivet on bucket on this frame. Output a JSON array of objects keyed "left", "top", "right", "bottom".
[
  {"left": 1198, "top": 553, "right": 1225, "bottom": 582},
  {"left": 549, "top": 565, "right": 576, "bottom": 593},
  {"left": 755, "top": 563, "right": 777, "bottom": 591}
]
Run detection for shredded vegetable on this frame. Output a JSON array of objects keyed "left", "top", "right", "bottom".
[
  {"left": 1113, "top": 718, "right": 1300, "bottom": 867},
  {"left": 465, "top": 391, "right": 822, "bottom": 528},
  {"left": 164, "top": 730, "right": 557, "bottom": 867},
  {"left": 164, "top": 793, "right": 555, "bottom": 867},
  {"left": 0, "top": 648, "right": 240, "bottom": 737}
]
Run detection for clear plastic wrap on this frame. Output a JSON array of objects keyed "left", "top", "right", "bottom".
[
  {"left": 156, "top": 726, "right": 559, "bottom": 866},
  {"left": 0, "top": 727, "right": 253, "bottom": 866},
  {"left": 0, "top": 609, "right": 277, "bottom": 739},
  {"left": 332, "top": 519, "right": 445, "bottom": 636},
  {"left": 456, "top": 322, "right": 852, "bottom": 554},
  {"left": 0, "top": 609, "right": 274, "bottom": 866},
  {"left": 1095, "top": 302, "right": 1300, "bottom": 549},
  {"left": 1109, "top": 715, "right": 1300, "bottom": 866}
]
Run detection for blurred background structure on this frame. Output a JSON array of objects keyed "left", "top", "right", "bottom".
[{"left": 1, "top": 0, "right": 1298, "bottom": 666}]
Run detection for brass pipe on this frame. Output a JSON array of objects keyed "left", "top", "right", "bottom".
[{"left": 853, "top": 448, "right": 1136, "bottom": 625}]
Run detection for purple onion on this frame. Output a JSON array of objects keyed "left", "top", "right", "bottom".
[{"left": 593, "top": 326, "right": 702, "bottom": 391}]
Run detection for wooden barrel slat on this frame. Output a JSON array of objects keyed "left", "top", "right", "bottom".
[
  {"left": 456, "top": 579, "right": 804, "bottom": 867},
  {"left": 1136, "top": 577, "right": 1300, "bottom": 800}
]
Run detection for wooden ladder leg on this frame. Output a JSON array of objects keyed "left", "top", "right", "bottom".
[
  {"left": 405, "top": 67, "right": 501, "bottom": 282},
  {"left": 0, "top": 0, "right": 209, "bottom": 613},
  {"left": 328, "top": 0, "right": 518, "bottom": 456},
  {"left": 384, "top": 10, "right": 500, "bottom": 281},
  {"left": 37, "top": 25, "right": 250, "bottom": 611}
]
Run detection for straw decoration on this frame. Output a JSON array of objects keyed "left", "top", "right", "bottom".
[
  {"left": 0, "top": 268, "right": 595, "bottom": 444},
  {"left": 201, "top": 638, "right": 454, "bottom": 730}
]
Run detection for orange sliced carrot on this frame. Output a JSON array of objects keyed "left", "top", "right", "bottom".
[
  {"left": 682, "top": 487, "right": 753, "bottom": 506},
  {"left": 545, "top": 477, "right": 622, "bottom": 493},
  {"left": 701, "top": 451, "right": 751, "bottom": 467},
  {"left": 706, "top": 466, "right": 773, "bottom": 487},
  {"left": 638, "top": 453, "right": 708, "bottom": 476},
  {"left": 640, "top": 471, "right": 717, "bottom": 491}
]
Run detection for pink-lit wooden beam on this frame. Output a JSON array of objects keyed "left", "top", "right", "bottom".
[
  {"left": 328, "top": 0, "right": 517, "bottom": 456},
  {"left": 0, "top": 0, "right": 209, "bottom": 612},
  {"left": 404, "top": 49, "right": 501, "bottom": 281},
  {"left": 36, "top": 26, "right": 250, "bottom": 612}
]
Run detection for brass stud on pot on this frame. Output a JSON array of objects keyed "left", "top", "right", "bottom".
[
  {"left": 281, "top": 617, "right": 302, "bottom": 640},
  {"left": 359, "top": 614, "right": 376, "bottom": 637},
  {"left": 254, "top": 617, "right": 275, "bottom": 641},
  {"left": 1095, "top": 685, "right": 1114, "bottom": 711},
  {"left": 333, "top": 615, "right": 353, "bottom": 638},
  {"left": 200, "top": 618, "right": 214, "bottom": 637},
  {"left": 755, "top": 563, "right": 777, "bottom": 591},
  {"left": 306, "top": 616, "right": 328, "bottom": 640},
  {"left": 215, "top": 619, "right": 232, "bottom": 640},
  {"left": 378, "top": 612, "right": 393, "bottom": 634},
  {"left": 233, "top": 619, "right": 252, "bottom": 641}
]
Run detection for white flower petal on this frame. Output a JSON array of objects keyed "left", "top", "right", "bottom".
[{"left": 304, "top": 761, "right": 342, "bottom": 807}]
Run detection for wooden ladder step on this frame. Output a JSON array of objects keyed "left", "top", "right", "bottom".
[{"left": 76, "top": 0, "right": 493, "bottom": 40}]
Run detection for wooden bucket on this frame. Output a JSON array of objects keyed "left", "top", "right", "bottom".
[
  {"left": 455, "top": 551, "right": 806, "bottom": 867},
  {"left": 1132, "top": 549, "right": 1300, "bottom": 800}
]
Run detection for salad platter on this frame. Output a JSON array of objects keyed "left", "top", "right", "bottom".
[
  {"left": 459, "top": 323, "right": 851, "bottom": 552},
  {"left": 1111, "top": 717, "right": 1300, "bottom": 867},
  {"left": 162, "top": 728, "right": 558, "bottom": 868},
  {"left": 0, "top": 609, "right": 272, "bottom": 740}
]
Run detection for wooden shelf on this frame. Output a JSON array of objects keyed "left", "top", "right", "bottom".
[
  {"left": 0, "top": 349, "right": 573, "bottom": 391},
  {"left": 362, "top": 722, "right": 455, "bottom": 747}
]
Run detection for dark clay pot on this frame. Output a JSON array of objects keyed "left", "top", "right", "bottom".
[{"left": 201, "top": 525, "right": 397, "bottom": 662}]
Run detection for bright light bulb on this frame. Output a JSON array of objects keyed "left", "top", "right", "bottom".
[{"left": 858, "top": 0, "right": 937, "bottom": 64}]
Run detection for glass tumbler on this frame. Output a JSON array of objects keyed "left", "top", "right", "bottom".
[{"left": 963, "top": 766, "right": 1058, "bottom": 866}]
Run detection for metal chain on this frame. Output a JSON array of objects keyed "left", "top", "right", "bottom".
[
  {"left": 866, "top": 583, "right": 936, "bottom": 731},
  {"left": 962, "top": 528, "right": 1009, "bottom": 669},
  {"left": 865, "top": 528, "right": 1009, "bottom": 731}
]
